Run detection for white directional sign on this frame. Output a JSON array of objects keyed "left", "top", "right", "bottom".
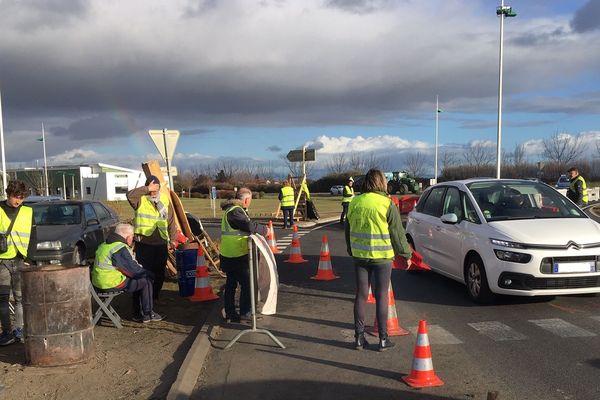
[{"left": 148, "top": 129, "right": 180, "bottom": 163}]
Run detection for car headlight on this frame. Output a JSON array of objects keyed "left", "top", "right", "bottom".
[
  {"left": 490, "top": 238, "right": 527, "bottom": 249},
  {"left": 36, "top": 241, "right": 62, "bottom": 250},
  {"left": 493, "top": 249, "right": 531, "bottom": 263}
]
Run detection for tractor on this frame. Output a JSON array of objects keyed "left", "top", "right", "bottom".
[{"left": 384, "top": 171, "right": 419, "bottom": 195}]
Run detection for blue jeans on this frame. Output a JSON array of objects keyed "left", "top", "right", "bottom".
[
  {"left": 127, "top": 277, "right": 154, "bottom": 316},
  {"left": 282, "top": 207, "right": 294, "bottom": 229}
]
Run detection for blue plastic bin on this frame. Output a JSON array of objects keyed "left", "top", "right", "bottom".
[{"left": 176, "top": 249, "right": 197, "bottom": 297}]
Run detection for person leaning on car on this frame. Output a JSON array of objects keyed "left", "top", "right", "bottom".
[
  {"left": 345, "top": 169, "right": 412, "bottom": 352},
  {"left": 0, "top": 180, "right": 36, "bottom": 346},
  {"left": 127, "top": 175, "right": 178, "bottom": 302},
  {"left": 566, "top": 167, "right": 588, "bottom": 207}
]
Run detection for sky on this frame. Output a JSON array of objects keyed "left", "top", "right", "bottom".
[{"left": 1, "top": 0, "right": 600, "bottom": 177}]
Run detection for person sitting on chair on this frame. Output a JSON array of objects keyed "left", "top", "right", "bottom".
[{"left": 92, "top": 223, "right": 163, "bottom": 323}]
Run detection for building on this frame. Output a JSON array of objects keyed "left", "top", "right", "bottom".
[{"left": 10, "top": 163, "right": 144, "bottom": 201}]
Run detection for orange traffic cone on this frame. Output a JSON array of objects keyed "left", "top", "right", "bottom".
[
  {"left": 393, "top": 251, "right": 431, "bottom": 271},
  {"left": 402, "top": 320, "right": 444, "bottom": 388},
  {"left": 366, "top": 283, "right": 409, "bottom": 337},
  {"left": 285, "top": 225, "right": 308, "bottom": 263},
  {"left": 266, "top": 220, "right": 281, "bottom": 254},
  {"left": 189, "top": 247, "right": 219, "bottom": 302},
  {"left": 311, "top": 235, "right": 339, "bottom": 280},
  {"left": 367, "top": 285, "right": 376, "bottom": 304}
]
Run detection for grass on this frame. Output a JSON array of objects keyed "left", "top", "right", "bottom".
[{"left": 107, "top": 193, "right": 344, "bottom": 222}]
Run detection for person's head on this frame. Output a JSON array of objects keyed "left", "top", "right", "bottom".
[
  {"left": 114, "top": 223, "right": 135, "bottom": 247},
  {"left": 567, "top": 167, "right": 579, "bottom": 179},
  {"left": 236, "top": 187, "right": 253, "bottom": 209},
  {"left": 6, "top": 180, "right": 29, "bottom": 207},
  {"left": 283, "top": 181, "right": 290, "bottom": 187},
  {"left": 348, "top": 177, "right": 354, "bottom": 186},
  {"left": 145, "top": 175, "right": 161, "bottom": 196},
  {"left": 362, "top": 169, "right": 387, "bottom": 193}
]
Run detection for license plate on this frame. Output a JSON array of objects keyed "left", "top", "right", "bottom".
[{"left": 553, "top": 261, "right": 596, "bottom": 273}]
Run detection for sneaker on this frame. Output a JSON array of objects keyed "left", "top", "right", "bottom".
[
  {"left": 13, "top": 328, "right": 24, "bottom": 343},
  {"left": 0, "top": 331, "right": 16, "bottom": 346},
  {"left": 378, "top": 336, "right": 395, "bottom": 352},
  {"left": 143, "top": 312, "right": 163, "bottom": 323},
  {"left": 225, "top": 314, "right": 241, "bottom": 323},
  {"left": 132, "top": 314, "right": 144, "bottom": 323},
  {"left": 240, "top": 312, "right": 252, "bottom": 321}
]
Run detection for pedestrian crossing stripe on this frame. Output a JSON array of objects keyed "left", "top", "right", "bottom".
[
  {"left": 468, "top": 321, "right": 527, "bottom": 341},
  {"left": 408, "top": 324, "right": 463, "bottom": 345},
  {"left": 528, "top": 318, "right": 596, "bottom": 338}
]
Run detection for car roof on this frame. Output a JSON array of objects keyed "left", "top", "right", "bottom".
[{"left": 30, "top": 200, "right": 100, "bottom": 206}]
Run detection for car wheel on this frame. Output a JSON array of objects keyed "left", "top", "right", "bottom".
[
  {"left": 72, "top": 244, "right": 86, "bottom": 266},
  {"left": 387, "top": 182, "right": 396, "bottom": 195},
  {"left": 465, "top": 255, "right": 494, "bottom": 304}
]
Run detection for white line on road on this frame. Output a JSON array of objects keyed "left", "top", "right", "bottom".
[
  {"left": 468, "top": 321, "right": 527, "bottom": 341},
  {"left": 408, "top": 324, "right": 463, "bottom": 345},
  {"left": 529, "top": 318, "right": 596, "bottom": 338}
]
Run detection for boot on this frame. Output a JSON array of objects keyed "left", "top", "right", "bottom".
[
  {"left": 378, "top": 335, "right": 395, "bottom": 352},
  {"left": 354, "top": 333, "right": 368, "bottom": 350}
]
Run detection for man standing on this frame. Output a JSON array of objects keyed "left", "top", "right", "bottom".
[
  {"left": 278, "top": 181, "right": 295, "bottom": 229},
  {"left": 340, "top": 177, "right": 354, "bottom": 223},
  {"left": 220, "top": 188, "right": 267, "bottom": 322},
  {"left": 127, "top": 175, "right": 178, "bottom": 302},
  {"left": 566, "top": 167, "right": 588, "bottom": 207},
  {"left": 0, "top": 180, "right": 35, "bottom": 346},
  {"left": 92, "top": 223, "right": 162, "bottom": 322}
]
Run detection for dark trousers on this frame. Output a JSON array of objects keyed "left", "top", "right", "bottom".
[
  {"left": 127, "top": 277, "right": 154, "bottom": 316},
  {"left": 340, "top": 202, "right": 350, "bottom": 223},
  {"left": 282, "top": 206, "right": 294, "bottom": 228},
  {"left": 224, "top": 266, "right": 250, "bottom": 318},
  {"left": 353, "top": 259, "right": 392, "bottom": 337},
  {"left": 135, "top": 242, "right": 168, "bottom": 300}
]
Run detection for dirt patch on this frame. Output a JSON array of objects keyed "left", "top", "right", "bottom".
[{"left": 0, "top": 277, "right": 224, "bottom": 400}]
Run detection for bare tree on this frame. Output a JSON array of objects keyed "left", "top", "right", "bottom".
[
  {"left": 513, "top": 143, "right": 526, "bottom": 167},
  {"left": 325, "top": 153, "right": 348, "bottom": 175},
  {"left": 404, "top": 152, "right": 427, "bottom": 178},
  {"left": 440, "top": 150, "right": 457, "bottom": 171},
  {"left": 463, "top": 143, "right": 494, "bottom": 169},
  {"left": 176, "top": 171, "right": 195, "bottom": 198},
  {"left": 542, "top": 132, "right": 583, "bottom": 169}
]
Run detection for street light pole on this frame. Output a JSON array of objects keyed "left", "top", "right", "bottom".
[
  {"left": 0, "top": 90, "right": 7, "bottom": 196},
  {"left": 41, "top": 123, "right": 49, "bottom": 196},
  {"left": 435, "top": 95, "right": 439, "bottom": 184},
  {"left": 495, "top": 0, "right": 517, "bottom": 179}
]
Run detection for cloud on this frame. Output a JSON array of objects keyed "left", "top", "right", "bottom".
[
  {"left": 50, "top": 115, "right": 138, "bottom": 140},
  {"left": 571, "top": 0, "right": 600, "bottom": 33},
  {"left": 267, "top": 145, "right": 282, "bottom": 152}
]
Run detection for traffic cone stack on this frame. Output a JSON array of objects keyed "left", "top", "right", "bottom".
[
  {"left": 189, "top": 247, "right": 219, "bottom": 302},
  {"left": 366, "top": 283, "right": 409, "bottom": 337},
  {"left": 285, "top": 225, "right": 308, "bottom": 263},
  {"left": 393, "top": 251, "right": 431, "bottom": 271},
  {"left": 266, "top": 220, "right": 281, "bottom": 254},
  {"left": 311, "top": 235, "right": 339, "bottom": 281},
  {"left": 367, "top": 285, "right": 376, "bottom": 304},
  {"left": 402, "top": 320, "right": 444, "bottom": 388}
]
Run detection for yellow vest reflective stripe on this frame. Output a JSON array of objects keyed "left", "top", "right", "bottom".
[
  {"left": 347, "top": 193, "right": 394, "bottom": 259},
  {"left": 220, "top": 205, "right": 249, "bottom": 258},
  {"left": 134, "top": 192, "right": 170, "bottom": 241},
  {"left": 0, "top": 206, "right": 33, "bottom": 259},
  {"left": 570, "top": 175, "right": 588, "bottom": 203},
  {"left": 342, "top": 185, "right": 354, "bottom": 203},
  {"left": 280, "top": 186, "right": 295, "bottom": 207},
  {"left": 92, "top": 242, "right": 128, "bottom": 289}
]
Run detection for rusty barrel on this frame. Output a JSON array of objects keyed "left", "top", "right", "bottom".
[{"left": 21, "top": 265, "right": 94, "bottom": 367}]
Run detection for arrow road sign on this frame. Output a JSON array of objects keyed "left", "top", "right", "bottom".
[{"left": 286, "top": 148, "right": 315, "bottom": 162}]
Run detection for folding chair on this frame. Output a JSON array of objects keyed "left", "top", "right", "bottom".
[{"left": 90, "top": 284, "right": 124, "bottom": 329}]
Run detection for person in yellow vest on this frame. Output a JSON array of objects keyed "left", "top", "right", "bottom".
[
  {"left": 566, "top": 167, "right": 588, "bottom": 207},
  {"left": 0, "top": 180, "right": 35, "bottom": 346},
  {"left": 127, "top": 175, "right": 178, "bottom": 302},
  {"left": 220, "top": 188, "right": 267, "bottom": 323},
  {"left": 92, "top": 223, "right": 162, "bottom": 323},
  {"left": 278, "top": 181, "right": 295, "bottom": 229},
  {"left": 345, "top": 169, "right": 412, "bottom": 351},
  {"left": 340, "top": 176, "right": 355, "bottom": 223}
]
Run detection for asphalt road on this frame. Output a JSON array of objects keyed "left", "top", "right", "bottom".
[{"left": 202, "top": 221, "right": 600, "bottom": 400}]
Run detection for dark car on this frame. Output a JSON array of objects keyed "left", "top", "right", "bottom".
[
  {"left": 24, "top": 195, "right": 63, "bottom": 205},
  {"left": 30, "top": 200, "right": 119, "bottom": 266}
]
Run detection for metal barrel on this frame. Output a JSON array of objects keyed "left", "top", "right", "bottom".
[{"left": 21, "top": 265, "right": 94, "bottom": 367}]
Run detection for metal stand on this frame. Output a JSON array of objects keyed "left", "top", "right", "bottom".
[{"left": 224, "top": 236, "right": 285, "bottom": 350}]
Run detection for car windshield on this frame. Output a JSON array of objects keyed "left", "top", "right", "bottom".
[
  {"left": 33, "top": 204, "right": 82, "bottom": 225},
  {"left": 558, "top": 176, "right": 569, "bottom": 183},
  {"left": 467, "top": 181, "right": 586, "bottom": 222}
]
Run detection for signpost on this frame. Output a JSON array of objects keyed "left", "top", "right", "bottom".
[
  {"left": 286, "top": 147, "right": 316, "bottom": 176},
  {"left": 148, "top": 129, "right": 180, "bottom": 190},
  {"left": 210, "top": 186, "right": 217, "bottom": 218}
]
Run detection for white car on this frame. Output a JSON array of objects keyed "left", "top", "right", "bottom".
[
  {"left": 406, "top": 178, "right": 600, "bottom": 303},
  {"left": 330, "top": 185, "right": 344, "bottom": 195}
]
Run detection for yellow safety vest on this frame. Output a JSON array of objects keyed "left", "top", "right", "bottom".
[
  {"left": 280, "top": 186, "right": 295, "bottom": 207},
  {"left": 570, "top": 175, "right": 588, "bottom": 204},
  {"left": 301, "top": 182, "right": 311, "bottom": 200},
  {"left": 92, "top": 242, "right": 127, "bottom": 289},
  {"left": 347, "top": 193, "right": 394, "bottom": 259},
  {"left": 342, "top": 185, "right": 354, "bottom": 203},
  {"left": 134, "top": 192, "right": 170, "bottom": 241},
  {"left": 0, "top": 206, "right": 33, "bottom": 259},
  {"left": 220, "top": 205, "right": 249, "bottom": 258}
]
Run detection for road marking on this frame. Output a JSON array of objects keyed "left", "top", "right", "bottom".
[
  {"left": 408, "top": 324, "right": 463, "bottom": 345},
  {"left": 468, "top": 321, "right": 527, "bottom": 341},
  {"left": 529, "top": 318, "right": 596, "bottom": 338}
]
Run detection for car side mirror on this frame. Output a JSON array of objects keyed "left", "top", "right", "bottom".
[
  {"left": 440, "top": 213, "right": 459, "bottom": 224},
  {"left": 87, "top": 218, "right": 100, "bottom": 226}
]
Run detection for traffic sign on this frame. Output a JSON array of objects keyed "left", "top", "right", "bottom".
[
  {"left": 286, "top": 148, "right": 315, "bottom": 162},
  {"left": 160, "top": 166, "right": 178, "bottom": 177},
  {"left": 148, "top": 129, "right": 180, "bottom": 163}
]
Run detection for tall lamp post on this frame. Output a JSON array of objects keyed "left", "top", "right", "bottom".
[{"left": 495, "top": 1, "right": 517, "bottom": 179}]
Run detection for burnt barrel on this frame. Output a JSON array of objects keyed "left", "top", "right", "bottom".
[{"left": 21, "top": 265, "right": 94, "bottom": 367}]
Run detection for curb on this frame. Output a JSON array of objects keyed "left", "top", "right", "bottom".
[{"left": 166, "top": 301, "right": 223, "bottom": 400}]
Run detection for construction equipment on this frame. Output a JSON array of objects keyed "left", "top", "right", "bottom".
[{"left": 385, "top": 171, "right": 419, "bottom": 195}]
